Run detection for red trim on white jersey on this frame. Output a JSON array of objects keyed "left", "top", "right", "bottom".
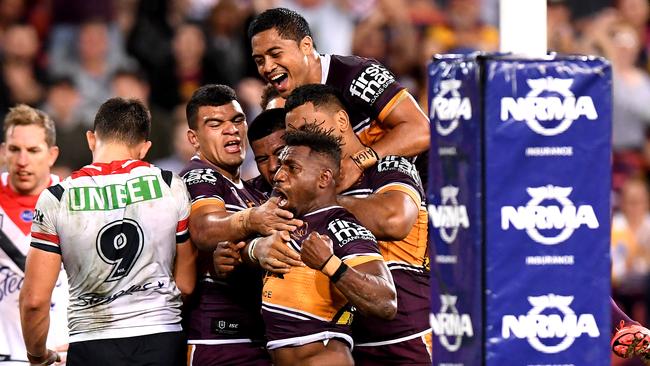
[{"left": 71, "top": 160, "right": 152, "bottom": 179}]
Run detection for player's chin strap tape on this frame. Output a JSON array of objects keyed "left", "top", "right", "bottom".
[{"left": 161, "top": 169, "right": 173, "bottom": 188}]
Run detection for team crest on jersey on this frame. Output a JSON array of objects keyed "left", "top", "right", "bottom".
[
  {"left": 349, "top": 63, "right": 395, "bottom": 105},
  {"left": 327, "top": 219, "right": 375, "bottom": 246},
  {"left": 290, "top": 222, "right": 309, "bottom": 241}
]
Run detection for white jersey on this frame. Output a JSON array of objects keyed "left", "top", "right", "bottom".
[
  {"left": 30, "top": 160, "right": 190, "bottom": 343},
  {"left": 0, "top": 173, "right": 68, "bottom": 364}
]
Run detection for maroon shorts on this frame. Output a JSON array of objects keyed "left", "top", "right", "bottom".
[
  {"left": 187, "top": 343, "right": 271, "bottom": 366},
  {"left": 352, "top": 331, "right": 432, "bottom": 366}
]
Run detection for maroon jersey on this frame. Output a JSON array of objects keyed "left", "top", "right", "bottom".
[
  {"left": 322, "top": 54, "right": 407, "bottom": 147},
  {"left": 180, "top": 156, "right": 267, "bottom": 345},
  {"left": 342, "top": 156, "right": 431, "bottom": 346},
  {"left": 261, "top": 205, "right": 383, "bottom": 350}
]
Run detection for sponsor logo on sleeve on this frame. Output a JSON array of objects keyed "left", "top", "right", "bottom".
[
  {"left": 327, "top": 219, "right": 376, "bottom": 246},
  {"left": 500, "top": 77, "right": 598, "bottom": 136},
  {"left": 349, "top": 63, "right": 396, "bottom": 105}
]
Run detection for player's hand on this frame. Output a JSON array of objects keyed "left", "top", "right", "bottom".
[
  {"left": 255, "top": 231, "right": 303, "bottom": 273},
  {"left": 301, "top": 232, "right": 334, "bottom": 270},
  {"left": 213, "top": 241, "right": 245, "bottom": 278},
  {"left": 248, "top": 197, "right": 304, "bottom": 235},
  {"left": 336, "top": 157, "right": 363, "bottom": 193},
  {"left": 27, "top": 349, "right": 60, "bottom": 365}
]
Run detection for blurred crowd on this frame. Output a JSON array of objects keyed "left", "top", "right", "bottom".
[{"left": 0, "top": 0, "right": 650, "bottom": 362}]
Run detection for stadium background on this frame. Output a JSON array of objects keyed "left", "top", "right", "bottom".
[{"left": 0, "top": 0, "right": 647, "bottom": 364}]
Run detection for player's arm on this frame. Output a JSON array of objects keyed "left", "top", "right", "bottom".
[
  {"left": 19, "top": 248, "right": 62, "bottom": 365},
  {"left": 301, "top": 232, "right": 397, "bottom": 320},
  {"left": 189, "top": 196, "right": 303, "bottom": 251},
  {"left": 174, "top": 239, "right": 197, "bottom": 298},
  {"left": 372, "top": 92, "right": 430, "bottom": 159},
  {"left": 338, "top": 189, "right": 418, "bottom": 241}
]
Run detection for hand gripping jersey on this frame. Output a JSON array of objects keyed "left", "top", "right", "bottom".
[
  {"left": 30, "top": 160, "right": 190, "bottom": 343},
  {"left": 261, "top": 205, "right": 384, "bottom": 350},
  {"left": 341, "top": 156, "right": 431, "bottom": 346},
  {"left": 0, "top": 173, "right": 68, "bottom": 363},
  {"left": 321, "top": 54, "right": 407, "bottom": 147},
  {"left": 180, "top": 156, "right": 267, "bottom": 346}
]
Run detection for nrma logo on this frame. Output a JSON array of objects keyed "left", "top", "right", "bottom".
[
  {"left": 430, "top": 79, "right": 472, "bottom": 136},
  {"left": 428, "top": 185, "right": 469, "bottom": 244},
  {"left": 501, "top": 294, "right": 600, "bottom": 354},
  {"left": 501, "top": 185, "right": 599, "bottom": 245},
  {"left": 431, "top": 294, "right": 474, "bottom": 352},
  {"left": 500, "top": 77, "right": 598, "bottom": 136}
]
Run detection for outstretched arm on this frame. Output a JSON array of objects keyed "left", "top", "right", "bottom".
[
  {"left": 338, "top": 190, "right": 418, "bottom": 241},
  {"left": 190, "top": 196, "right": 303, "bottom": 251}
]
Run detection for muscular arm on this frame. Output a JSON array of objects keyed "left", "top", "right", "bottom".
[
  {"left": 19, "top": 248, "right": 61, "bottom": 361},
  {"left": 189, "top": 196, "right": 303, "bottom": 251},
  {"left": 372, "top": 93, "right": 430, "bottom": 159},
  {"left": 174, "top": 239, "right": 198, "bottom": 297},
  {"left": 338, "top": 190, "right": 418, "bottom": 241},
  {"left": 332, "top": 259, "right": 397, "bottom": 320},
  {"left": 301, "top": 232, "right": 397, "bottom": 320}
]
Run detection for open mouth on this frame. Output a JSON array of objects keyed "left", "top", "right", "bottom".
[
  {"left": 224, "top": 140, "right": 241, "bottom": 153},
  {"left": 272, "top": 188, "right": 289, "bottom": 207},
  {"left": 269, "top": 73, "right": 288, "bottom": 90}
]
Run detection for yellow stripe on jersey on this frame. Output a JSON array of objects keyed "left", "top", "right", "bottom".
[
  {"left": 378, "top": 89, "right": 408, "bottom": 122},
  {"left": 344, "top": 255, "right": 382, "bottom": 268},
  {"left": 190, "top": 198, "right": 225, "bottom": 212},
  {"left": 378, "top": 208, "right": 428, "bottom": 267},
  {"left": 376, "top": 183, "right": 422, "bottom": 208}
]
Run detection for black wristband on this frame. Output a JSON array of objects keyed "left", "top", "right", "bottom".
[{"left": 330, "top": 262, "right": 349, "bottom": 283}]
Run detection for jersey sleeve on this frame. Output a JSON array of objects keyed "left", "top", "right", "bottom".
[
  {"left": 372, "top": 156, "right": 424, "bottom": 207},
  {"left": 31, "top": 187, "right": 62, "bottom": 254},
  {"left": 344, "top": 58, "right": 406, "bottom": 123},
  {"left": 171, "top": 174, "right": 191, "bottom": 243},
  {"left": 327, "top": 217, "right": 383, "bottom": 268},
  {"left": 181, "top": 167, "right": 227, "bottom": 211}
]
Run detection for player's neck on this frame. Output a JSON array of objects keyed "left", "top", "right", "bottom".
[
  {"left": 300, "top": 193, "right": 337, "bottom": 217},
  {"left": 308, "top": 51, "right": 323, "bottom": 84},
  {"left": 92, "top": 144, "right": 143, "bottom": 164},
  {"left": 341, "top": 133, "right": 365, "bottom": 159}
]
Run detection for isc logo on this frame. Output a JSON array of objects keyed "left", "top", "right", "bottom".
[
  {"left": 501, "top": 294, "right": 600, "bottom": 354},
  {"left": 500, "top": 77, "right": 598, "bottom": 136},
  {"left": 501, "top": 185, "right": 599, "bottom": 245},
  {"left": 428, "top": 185, "right": 470, "bottom": 244},
  {"left": 430, "top": 79, "right": 472, "bottom": 136},
  {"left": 430, "top": 294, "right": 474, "bottom": 352}
]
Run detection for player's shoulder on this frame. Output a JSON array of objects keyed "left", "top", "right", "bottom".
[
  {"left": 377, "top": 156, "right": 422, "bottom": 181},
  {"left": 180, "top": 157, "right": 224, "bottom": 186},
  {"left": 319, "top": 206, "right": 376, "bottom": 244}
]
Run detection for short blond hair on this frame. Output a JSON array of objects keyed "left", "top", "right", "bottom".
[{"left": 3, "top": 104, "right": 56, "bottom": 146}]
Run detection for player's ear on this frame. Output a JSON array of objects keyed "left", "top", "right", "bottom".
[
  {"left": 335, "top": 109, "right": 351, "bottom": 133},
  {"left": 86, "top": 130, "right": 96, "bottom": 153},
  {"left": 319, "top": 167, "right": 334, "bottom": 188},
  {"left": 138, "top": 140, "right": 152, "bottom": 159},
  {"left": 47, "top": 146, "right": 59, "bottom": 167},
  {"left": 299, "top": 36, "right": 314, "bottom": 56},
  {"left": 187, "top": 129, "right": 200, "bottom": 149}
]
